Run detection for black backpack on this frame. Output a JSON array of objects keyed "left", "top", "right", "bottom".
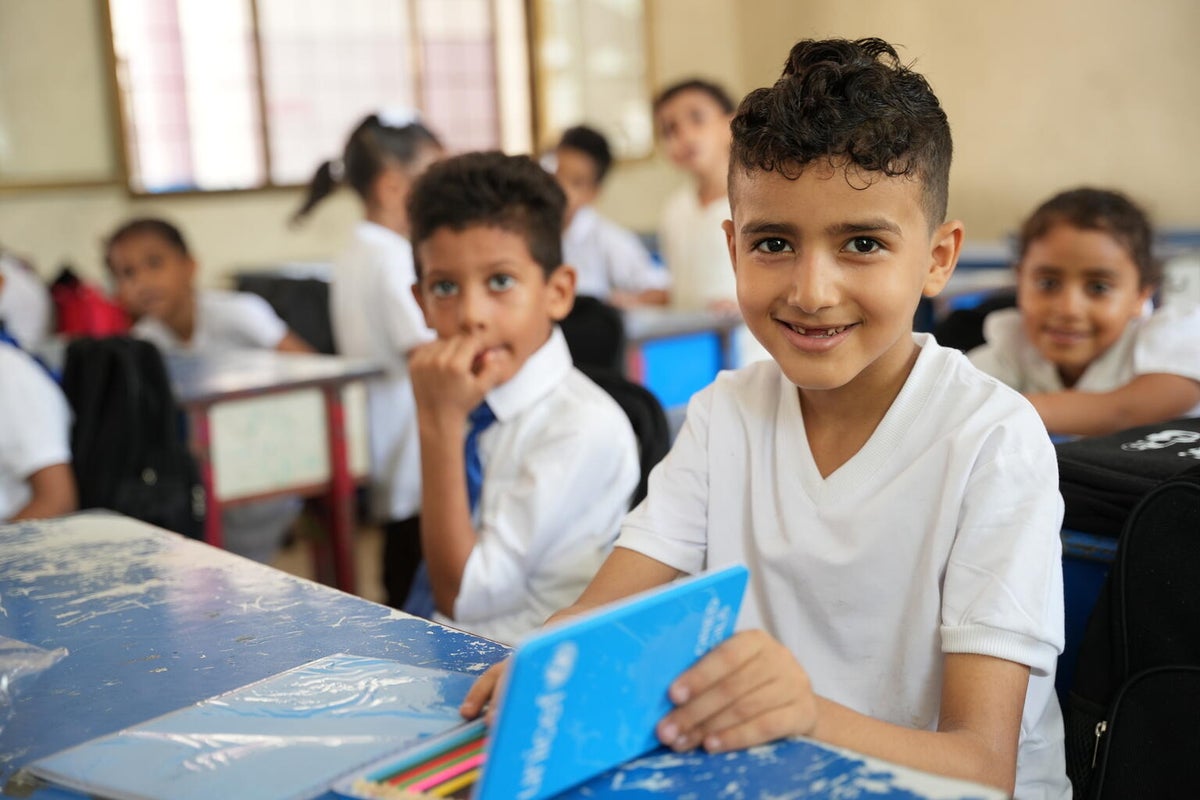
[
  {"left": 1056, "top": 417, "right": 1200, "bottom": 537},
  {"left": 61, "top": 337, "right": 205, "bottom": 538},
  {"left": 579, "top": 365, "right": 670, "bottom": 508},
  {"left": 1064, "top": 463, "right": 1200, "bottom": 798}
]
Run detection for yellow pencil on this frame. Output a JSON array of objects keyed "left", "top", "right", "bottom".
[{"left": 429, "top": 768, "right": 480, "bottom": 798}]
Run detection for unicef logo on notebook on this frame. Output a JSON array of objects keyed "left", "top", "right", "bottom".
[
  {"left": 695, "top": 596, "right": 733, "bottom": 657},
  {"left": 1120, "top": 430, "right": 1200, "bottom": 452},
  {"left": 543, "top": 641, "right": 578, "bottom": 691}
]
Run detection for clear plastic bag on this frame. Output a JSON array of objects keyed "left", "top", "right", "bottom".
[{"left": 0, "top": 635, "right": 69, "bottom": 735}]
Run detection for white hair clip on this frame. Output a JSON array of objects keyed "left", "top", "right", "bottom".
[
  {"left": 377, "top": 107, "right": 422, "bottom": 128},
  {"left": 328, "top": 157, "right": 345, "bottom": 182}
]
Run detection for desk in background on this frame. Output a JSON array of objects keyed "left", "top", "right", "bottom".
[
  {"left": 167, "top": 350, "right": 382, "bottom": 592},
  {"left": 1, "top": 513, "right": 1005, "bottom": 800}
]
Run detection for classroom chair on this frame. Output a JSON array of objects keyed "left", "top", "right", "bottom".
[
  {"left": 561, "top": 295, "right": 626, "bottom": 373},
  {"left": 579, "top": 364, "right": 670, "bottom": 507}
]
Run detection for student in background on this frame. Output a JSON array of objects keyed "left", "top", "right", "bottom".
[
  {"left": 0, "top": 270, "right": 76, "bottom": 522},
  {"left": 405, "top": 151, "right": 638, "bottom": 644},
  {"left": 292, "top": 112, "right": 442, "bottom": 609},
  {"left": 550, "top": 125, "right": 668, "bottom": 307},
  {"left": 970, "top": 188, "right": 1200, "bottom": 435},
  {"left": 466, "top": 38, "right": 1069, "bottom": 797},
  {"left": 106, "top": 217, "right": 312, "bottom": 562},
  {"left": 654, "top": 78, "right": 767, "bottom": 364},
  {"left": 0, "top": 251, "right": 52, "bottom": 353}
]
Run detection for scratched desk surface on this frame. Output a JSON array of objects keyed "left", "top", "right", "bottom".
[{"left": 0, "top": 514, "right": 1003, "bottom": 800}]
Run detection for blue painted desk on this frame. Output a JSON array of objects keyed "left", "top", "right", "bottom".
[{"left": 1, "top": 514, "right": 1005, "bottom": 800}]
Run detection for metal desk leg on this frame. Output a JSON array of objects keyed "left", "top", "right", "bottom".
[
  {"left": 322, "top": 386, "right": 357, "bottom": 593},
  {"left": 189, "top": 408, "right": 223, "bottom": 549}
]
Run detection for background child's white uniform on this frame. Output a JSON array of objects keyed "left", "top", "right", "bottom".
[
  {"left": 330, "top": 221, "right": 433, "bottom": 523},
  {"left": 437, "top": 328, "right": 639, "bottom": 645},
  {"left": 132, "top": 289, "right": 287, "bottom": 351},
  {"left": 563, "top": 206, "right": 670, "bottom": 300},
  {"left": 969, "top": 304, "right": 1200, "bottom": 416},
  {"left": 133, "top": 288, "right": 296, "bottom": 563},
  {"left": 0, "top": 254, "right": 53, "bottom": 352},
  {"left": 0, "top": 343, "right": 71, "bottom": 521},
  {"left": 617, "top": 335, "right": 1070, "bottom": 799},
  {"left": 658, "top": 188, "right": 769, "bottom": 366}
]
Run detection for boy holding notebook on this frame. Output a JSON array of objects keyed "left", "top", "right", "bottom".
[
  {"left": 466, "top": 38, "right": 1069, "bottom": 797},
  {"left": 405, "top": 152, "right": 639, "bottom": 645}
]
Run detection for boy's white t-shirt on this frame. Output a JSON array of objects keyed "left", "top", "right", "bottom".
[
  {"left": 0, "top": 343, "right": 71, "bottom": 521},
  {"left": 132, "top": 289, "right": 287, "bottom": 352},
  {"left": 969, "top": 304, "right": 1200, "bottom": 417},
  {"left": 330, "top": 221, "right": 433, "bottom": 522},
  {"left": 658, "top": 186, "right": 736, "bottom": 312},
  {"left": 437, "top": 327, "right": 640, "bottom": 645},
  {"left": 563, "top": 206, "right": 670, "bottom": 300},
  {"left": 617, "top": 334, "right": 1071, "bottom": 799}
]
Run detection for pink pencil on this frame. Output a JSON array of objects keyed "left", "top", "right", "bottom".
[{"left": 407, "top": 752, "right": 486, "bottom": 793}]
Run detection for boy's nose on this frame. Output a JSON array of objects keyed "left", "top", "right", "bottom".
[
  {"left": 1052, "top": 286, "right": 1086, "bottom": 318},
  {"left": 786, "top": 255, "right": 837, "bottom": 313},
  {"left": 457, "top": 287, "right": 488, "bottom": 332}
]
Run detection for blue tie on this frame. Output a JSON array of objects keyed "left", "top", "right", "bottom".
[{"left": 403, "top": 401, "right": 496, "bottom": 618}]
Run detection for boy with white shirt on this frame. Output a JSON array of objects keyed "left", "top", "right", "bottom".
[
  {"left": 551, "top": 125, "right": 669, "bottom": 307},
  {"left": 406, "top": 151, "right": 639, "bottom": 645},
  {"left": 465, "top": 38, "right": 1069, "bottom": 798}
]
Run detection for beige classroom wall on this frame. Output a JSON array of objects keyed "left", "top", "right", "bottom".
[{"left": 2, "top": 0, "right": 1198, "bottom": 290}]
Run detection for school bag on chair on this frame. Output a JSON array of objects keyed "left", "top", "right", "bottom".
[
  {"left": 61, "top": 337, "right": 205, "bottom": 538},
  {"left": 1063, "top": 462, "right": 1200, "bottom": 799},
  {"left": 578, "top": 364, "right": 670, "bottom": 508}
]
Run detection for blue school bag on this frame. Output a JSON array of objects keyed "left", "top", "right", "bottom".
[{"left": 61, "top": 337, "right": 205, "bottom": 538}]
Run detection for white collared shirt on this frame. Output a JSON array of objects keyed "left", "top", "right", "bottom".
[
  {"left": 563, "top": 206, "right": 669, "bottom": 299},
  {"left": 330, "top": 221, "right": 434, "bottom": 521},
  {"left": 617, "top": 335, "right": 1071, "bottom": 799},
  {"left": 437, "top": 327, "right": 639, "bottom": 645},
  {"left": 969, "top": 304, "right": 1200, "bottom": 416},
  {"left": 133, "top": 289, "right": 287, "bottom": 353},
  {"left": 0, "top": 342, "right": 71, "bottom": 521}
]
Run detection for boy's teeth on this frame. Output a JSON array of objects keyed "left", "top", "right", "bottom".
[{"left": 790, "top": 323, "right": 846, "bottom": 337}]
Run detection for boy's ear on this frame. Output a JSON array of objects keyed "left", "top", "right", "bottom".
[
  {"left": 546, "top": 264, "right": 577, "bottom": 322},
  {"left": 410, "top": 281, "right": 431, "bottom": 323},
  {"left": 921, "top": 220, "right": 964, "bottom": 298},
  {"left": 722, "top": 219, "right": 737, "bottom": 274}
]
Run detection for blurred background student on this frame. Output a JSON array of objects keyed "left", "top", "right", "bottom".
[
  {"left": 106, "top": 217, "right": 312, "bottom": 562},
  {"left": 549, "top": 125, "right": 669, "bottom": 308},
  {"left": 292, "top": 111, "right": 443, "bottom": 609}
]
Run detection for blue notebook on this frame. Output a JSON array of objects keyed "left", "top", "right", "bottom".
[{"left": 336, "top": 563, "right": 749, "bottom": 800}]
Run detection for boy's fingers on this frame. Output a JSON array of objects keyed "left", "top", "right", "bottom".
[
  {"left": 669, "top": 630, "right": 766, "bottom": 705},
  {"left": 700, "top": 702, "right": 811, "bottom": 754},
  {"left": 657, "top": 650, "right": 771, "bottom": 749},
  {"left": 460, "top": 659, "right": 508, "bottom": 720}
]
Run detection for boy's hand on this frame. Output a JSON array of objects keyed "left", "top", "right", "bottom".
[
  {"left": 656, "top": 629, "right": 819, "bottom": 754},
  {"left": 409, "top": 332, "right": 507, "bottom": 425},
  {"left": 460, "top": 658, "right": 510, "bottom": 725}
]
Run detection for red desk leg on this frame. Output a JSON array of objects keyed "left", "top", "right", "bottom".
[
  {"left": 189, "top": 408, "right": 223, "bottom": 549},
  {"left": 322, "top": 386, "right": 357, "bottom": 593}
]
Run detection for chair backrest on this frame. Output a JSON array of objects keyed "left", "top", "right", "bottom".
[
  {"left": 579, "top": 365, "right": 670, "bottom": 508},
  {"left": 560, "top": 295, "right": 625, "bottom": 373},
  {"left": 237, "top": 274, "right": 335, "bottom": 354},
  {"left": 931, "top": 288, "right": 1016, "bottom": 352}
]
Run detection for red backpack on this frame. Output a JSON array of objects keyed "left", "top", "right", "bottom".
[{"left": 50, "top": 267, "right": 130, "bottom": 336}]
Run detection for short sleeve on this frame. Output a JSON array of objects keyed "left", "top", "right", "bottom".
[
  {"left": 377, "top": 252, "right": 434, "bottom": 354},
  {"left": 1133, "top": 302, "right": 1200, "bottom": 383},
  {"left": 0, "top": 349, "right": 71, "bottom": 519},
  {"left": 615, "top": 384, "right": 712, "bottom": 575},
  {"left": 940, "top": 409, "right": 1065, "bottom": 676}
]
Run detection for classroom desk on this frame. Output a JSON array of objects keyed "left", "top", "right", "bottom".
[
  {"left": 621, "top": 307, "right": 743, "bottom": 412},
  {"left": 167, "top": 349, "right": 382, "bottom": 592},
  {"left": 1, "top": 514, "right": 1006, "bottom": 800}
]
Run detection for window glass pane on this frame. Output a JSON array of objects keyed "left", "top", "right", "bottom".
[
  {"left": 259, "top": 0, "right": 417, "bottom": 185},
  {"left": 416, "top": 0, "right": 499, "bottom": 153},
  {"left": 110, "top": 0, "right": 262, "bottom": 192}
]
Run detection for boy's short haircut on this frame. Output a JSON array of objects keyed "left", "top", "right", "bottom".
[
  {"left": 1017, "top": 187, "right": 1160, "bottom": 288},
  {"left": 557, "top": 125, "right": 613, "bottom": 183},
  {"left": 653, "top": 78, "right": 736, "bottom": 115},
  {"left": 730, "top": 37, "right": 953, "bottom": 229},
  {"left": 104, "top": 218, "right": 191, "bottom": 270},
  {"left": 408, "top": 151, "right": 565, "bottom": 279}
]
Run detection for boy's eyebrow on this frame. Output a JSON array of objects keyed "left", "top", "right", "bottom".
[
  {"left": 825, "top": 218, "right": 903, "bottom": 237},
  {"left": 740, "top": 220, "right": 799, "bottom": 236}
]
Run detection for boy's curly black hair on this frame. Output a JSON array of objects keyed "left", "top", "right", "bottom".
[
  {"left": 731, "top": 38, "right": 952, "bottom": 228},
  {"left": 408, "top": 151, "right": 565, "bottom": 278},
  {"left": 1017, "top": 187, "right": 1159, "bottom": 288}
]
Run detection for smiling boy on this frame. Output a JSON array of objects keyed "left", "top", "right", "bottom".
[
  {"left": 406, "top": 152, "right": 639, "bottom": 645},
  {"left": 464, "top": 39, "right": 1069, "bottom": 798}
]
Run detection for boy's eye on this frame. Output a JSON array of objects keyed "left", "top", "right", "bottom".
[
  {"left": 429, "top": 280, "right": 458, "bottom": 298},
  {"left": 488, "top": 274, "right": 516, "bottom": 292},
  {"left": 1035, "top": 277, "right": 1060, "bottom": 292},
  {"left": 843, "top": 237, "right": 881, "bottom": 255},
  {"left": 1086, "top": 281, "right": 1113, "bottom": 297},
  {"left": 753, "top": 238, "right": 792, "bottom": 254}
]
